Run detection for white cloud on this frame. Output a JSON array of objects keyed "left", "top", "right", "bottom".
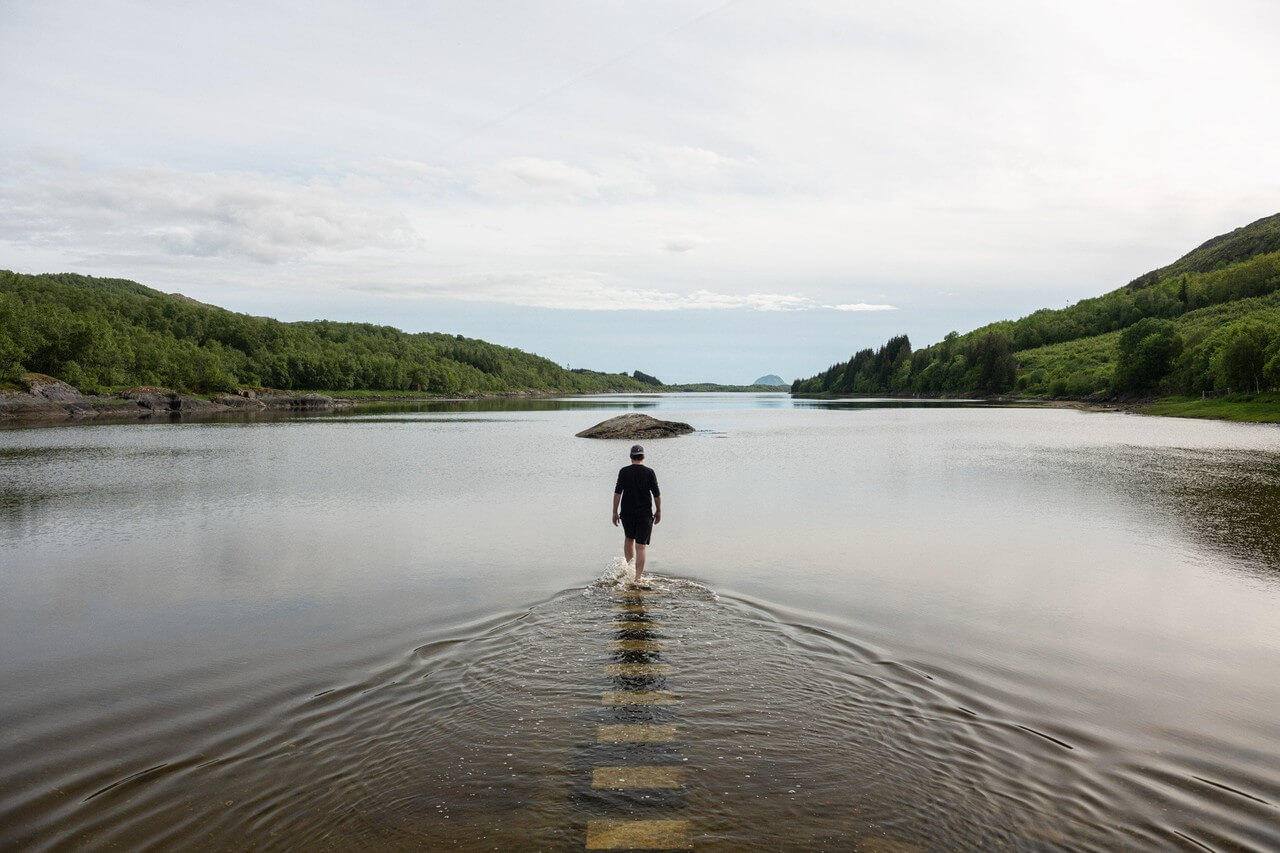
[
  {"left": 345, "top": 271, "right": 819, "bottom": 313},
  {"left": 0, "top": 157, "right": 417, "bottom": 264},
  {"left": 828, "top": 303, "right": 897, "bottom": 312},
  {"left": 661, "top": 235, "right": 707, "bottom": 253},
  {"left": 472, "top": 157, "right": 605, "bottom": 202}
]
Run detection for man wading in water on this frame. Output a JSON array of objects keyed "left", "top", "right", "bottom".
[{"left": 612, "top": 444, "right": 662, "bottom": 583}]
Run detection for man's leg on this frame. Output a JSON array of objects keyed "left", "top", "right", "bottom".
[
  {"left": 634, "top": 544, "right": 646, "bottom": 581},
  {"left": 624, "top": 537, "right": 635, "bottom": 566}
]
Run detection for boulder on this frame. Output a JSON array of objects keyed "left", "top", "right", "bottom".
[
  {"left": 576, "top": 413, "right": 694, "bottom": 440},
  {"left": 211, "top": 393, "right": 266, "bottom": 409},
  {"left": 122, "top": 387, "right": 219, "bottom": 413},
  {"left": 0, "top": 375, "right": 94, "bottom": 419},
  {"left": 25, "top": 374, "right": 87, "bottom": 402},
  {"left": 0, "top": 391, "right": 65, "bottom": 418}
]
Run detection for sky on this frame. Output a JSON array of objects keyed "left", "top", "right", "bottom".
[{"left": 2, "top": 1, "right": 1278, "bottom": 384}]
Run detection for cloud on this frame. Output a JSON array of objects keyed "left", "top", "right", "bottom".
[
  {"left": 827, "top": 303, "right": 897, "bottom": 312},
  {"left": 347, "top": 270, "right": 820, "bottom": 313},
  {"left": 472, "top": 156, "right": 605, "bottom": 202},
  {"left": 0, "top": 156, "right": 417, "bottom": 264},
  {"left": 661, "top": 235, "right": 707, "bottom": 253},
  {"left": 664, "top": 145, "right": 732, "bottom": 170}
]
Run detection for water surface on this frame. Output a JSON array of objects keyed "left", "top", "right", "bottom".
[{"left": 2, "top": 394, "right": 1277, "bottom": 850}]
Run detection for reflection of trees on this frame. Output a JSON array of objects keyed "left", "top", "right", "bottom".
[
  {"left": 1112, "top": 448, "right": 1280, "bottom": 576},
  {"left": 348, "top": 399, "right": 658, "bottom": 414},
  {"left": 792, "top": 399, "right": 990, "bottom": 409}
]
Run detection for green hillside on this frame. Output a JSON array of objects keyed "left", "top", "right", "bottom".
[
  {"left": 793, "top": 213, "right": 1280, "bottom": 401},
  {"left": 0, "top": 271, "right": 649, "bottom": 395}
]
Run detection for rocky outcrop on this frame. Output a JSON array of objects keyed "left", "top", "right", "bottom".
[
  {"left": 0, "top": 391, "right": 68, "bottom": 418},
  {"left": 27, "top": 374, "right": 87, "bottom": 403},
  {"left": 576, "top": 413, "right": 694, "bottom": 439},
  {"left": 0, "top": 375, "right": 95, "bottom": 419},
  {"left": 211, "top": 392, "right": 267, "bottom": 409},
  {"left": 289, "top": 393, "right": 336, "bottom": 409},
  {"left": 122, "top": 387, "right": 220, "bottom": 414},
  {"left": 0, "top": 375, "right": 348, "bottom": 423}
]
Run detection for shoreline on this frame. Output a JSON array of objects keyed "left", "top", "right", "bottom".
[
  {"left": 7, "top": 381, "right": 1278, "bottom": 427},
  {"left": 0, "top": 378, "right": 634, "bottom": 427},
  {"left": 789, "top": 392, "right": 1280, "bottom": 423}
]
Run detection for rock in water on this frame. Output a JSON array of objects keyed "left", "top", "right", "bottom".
[{"left": 576, "top": 413, "right": 694, "bottom": 440}]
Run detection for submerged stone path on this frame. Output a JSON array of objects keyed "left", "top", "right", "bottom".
[{"left": 584, "top": 587, "right": 692, "bottom": 850}]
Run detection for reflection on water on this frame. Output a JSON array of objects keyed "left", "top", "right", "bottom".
[
  {"left": 1, "top": 396, "right": 1278, "bottom": 850},
  {"left": 343, "top": 397, "right": 661, "bottom": 415},
  {"left": 5, "top": 571, "right": 1272, "bottom": 850},
  {"left": 1125, "top": 447, "right": 1280, "bottom": 575},
  {"left": 791, "top": 396, "right": 989, "bottom": 409}
]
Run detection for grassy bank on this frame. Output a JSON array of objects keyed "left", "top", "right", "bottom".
[{"left": 1136, "top": 393, "right": 1280, "bottom": 423}]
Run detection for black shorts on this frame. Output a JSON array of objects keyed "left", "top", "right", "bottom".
[{"left": 620, "top": 510, "right": 654, "bottom": 545}]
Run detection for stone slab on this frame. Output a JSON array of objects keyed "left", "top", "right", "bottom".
[
  {"left": 602, "top": 690, "right": 680, "bottom": 706},
  {"left": 592, "top": 765, "right": 685, "bottom": 789},
  {"left": 606, "top": 663, "right": 672, "bottom": 676},
  {"left": 597, "top": 724, "right": 679, "bottom": 743},
  {"left": 586, "top": 819, "right": 691, "bottom": 850},
  {"left": 608, "top": 640, "right": 665, "bottom": 652}
]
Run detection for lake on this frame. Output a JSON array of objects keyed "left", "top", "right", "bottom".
[{"left": 1, "top": 394, "right": 1277, "bottom": 851}]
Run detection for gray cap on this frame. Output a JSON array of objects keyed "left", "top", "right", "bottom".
[{"left": 629, "top": 444, "right": 645, "bottom": 457}]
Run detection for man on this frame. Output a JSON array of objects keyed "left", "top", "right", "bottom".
[{"left": 611, "top": 443, "right": 662, "bottom": 583}]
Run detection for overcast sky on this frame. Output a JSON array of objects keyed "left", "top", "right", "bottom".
[{"left": 2, "top": 1, "right": 1278, "bottom": 383}]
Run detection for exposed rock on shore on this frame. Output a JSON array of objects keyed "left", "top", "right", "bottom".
[
  {"left": 576, "top": 413, "right": 694, "bottom": 440},
  {"left": 0, "top": 375, "right": 96, "bottom": 418},
  {"left": 0, "top": 375, "right": 347, "bottom": 423},
  {"left": 123, "top": 387, "right": 221, "bottom": 414}
]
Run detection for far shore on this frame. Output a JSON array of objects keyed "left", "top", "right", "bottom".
[
  {"left": 789, "top": 392, "right": 1280, "bottom": 423},
  {"left": 0, "top": 381, "right": 789, "bottom": 427},
  {"left": 7, "top": 380, "right": 1278, "bottom": 427}
]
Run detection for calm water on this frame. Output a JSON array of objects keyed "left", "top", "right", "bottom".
[{"left": 1, "top": 394, "right": 1278, "bottom": 851}]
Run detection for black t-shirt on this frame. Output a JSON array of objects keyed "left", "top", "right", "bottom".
[{"left": 615, "top": 464, "right": 660, "bottom": 514}]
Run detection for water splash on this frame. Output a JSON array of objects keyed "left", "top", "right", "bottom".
[{"left": 586, "top": 557, "right": 718, "bottom": 600}]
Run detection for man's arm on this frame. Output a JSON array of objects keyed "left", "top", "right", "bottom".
[
  {"left": 653, "top": 494, "right": 662, "bottom": 524},
  {"left": 612, "top": 491, "right": 621, "bottom": 526}
]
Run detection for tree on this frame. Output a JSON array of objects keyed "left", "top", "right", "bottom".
[
  {"left": 966, "top": 333, "right": 1017, "bottom": 394},
  {"left": 1114, "top": 318, "right": 1183, "bottom": 393},
  {"left": 1214, "top": 322, "right": 1272, "bottom": 393}
]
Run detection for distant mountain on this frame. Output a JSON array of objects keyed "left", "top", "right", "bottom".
[
  {"left": 753, "top": 374, "right": 788, "bottom": 386},
  {"left": 792, "top": 212, "right": 1280, "bottom": 398}
]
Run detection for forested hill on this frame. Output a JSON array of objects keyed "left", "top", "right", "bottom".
[
  {"left": 0, "top": 271, "right": 650, "bottom": 395},
  {"left": 793, "top": 213, "right": 1280, "bottom": 398}
]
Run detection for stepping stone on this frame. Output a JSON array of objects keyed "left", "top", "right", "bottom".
[
  {"left": 609, "top": 640, "right": 665, "bottom": 652},
  {"left": 614, "top": 620, "right": 663, "bottom": 630},
  {"left": 592, "top": 765, "right": 685, "bottom": 789},
  {"left": 597, "top": 724, "right": 679, "bottom": 743},
  {"left": 602, "top": 690, "right": 679, "bottom": 706},
  {"left": 606, "top": 663, "right": 671, "bottom": 676},
  {"left": 586, "top": 819, "right": 691, "bottom": 850}
]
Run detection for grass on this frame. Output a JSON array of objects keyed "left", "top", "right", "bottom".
[{"left": 1137, "top": 393, "right": 1280, "bottom": 423}]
